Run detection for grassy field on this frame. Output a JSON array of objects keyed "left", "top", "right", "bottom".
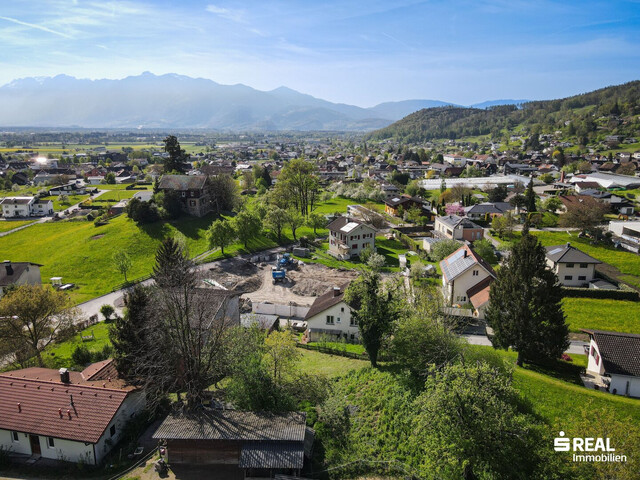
[
  {"left": 0, "top": 219, "right": 35, "bottom": 233},
  {"left": 41, "top": 194, "right": 91, "bottom": 211},
  {"left": 531, "top": 231, "right": 640, "bottom": 286},
  {"left": 310, "top": 196, "right": 384, "bottom": 215},
  {"left": 0, "top": 214, "right": 215, "bottom": 303},
  {"left": 94, "top": 189, "right": 147, "bottom": 202},
  {"left": 0, "top": 186, "right": 41, "bottom": 197},
  {"left": 297, "top": 348, "right": 368, "bottom": 377},
  {"left": 307, "top": 341, "right": 367, "bottom": 355},
  {"left": 42, "top": 322, "right": 112, "bottom": 369},
  {"left": 562, "top": 297, "right": 640, "bottom": 334}
]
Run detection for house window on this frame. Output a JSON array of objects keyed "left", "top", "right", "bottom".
[
  {"left": 472, "top": 270, "right": 479, "bottom": 276},
  {"left": 352, "top": 245, "right": 357, "bottom": 249},
  {"left": 326, "top": 315, "right": 334, "bottom": 325},
  {"left": 181, "top": 192, "right": 186, "bottom": 197},
  {"left": 110, "top": 425, "right": 116, "bottom": 438},
  {"left": 578, "top": 276, "right": 586, "bottom": 281},
  {"left": 11, "top": 431, "right": 19, "bottom": 442},
  {"left": 591, "top": 346, "right": 595, "bottom": 357},
  {"left": 47, "top": 437, "right": 55, "bottom": 448},
  {"left": 564, "top": 275, "right": 573, "bottom": 281},
  {"left": 341, "top": 307, "right": 344, "bottom": 312},
  {"left": 579, "top": 263, "right": 588, "bottom": 268},
  {"left": 566, "top": 263, "right": 574, "bottom": 268},
  {"left": 336, "top": 317, "right": 341, "bottom": 324},
  {"left": 189, "top": 200, "right": 196, "bottom": 206},
  {"left": 350, "top": 334, "right": 355, "bottom": 340}
]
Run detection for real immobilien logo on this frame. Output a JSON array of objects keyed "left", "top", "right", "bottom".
[{"left": 554, "top": 431, "right": 627, "bottom": 463}]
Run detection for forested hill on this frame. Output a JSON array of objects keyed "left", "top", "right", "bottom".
[{"left": 367, "top": 81, "right": 640, "bottom": 143}]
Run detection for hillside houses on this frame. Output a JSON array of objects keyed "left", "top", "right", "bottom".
[
  {"left": 327, "top": 217, "right": 376, "bottom": 260},
  {"left": 0, "top": 196, "right": 53, "bottom": 217}
]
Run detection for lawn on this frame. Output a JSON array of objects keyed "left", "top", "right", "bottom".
[
  {"left": 307, "top": 341, "right": 366, "bottom": 355},
  {"left": 310, "top": 196, "right": 385, "bottom": 215},
  {"left": 531, "top": 231, "right": 640, "bottom": 286},
  {"left": 0, "top": 219, "right": 35, "bottom": 233},
  {"left": 93, "top": 189, "right": 146, "bottom": 202},
  {"left": 562, "top": 297, "right": 640, "bottom": 334},
  {"left": 42, "top": 322, "right": 112, "bottom": 369},
  {"left": 0, "top": 186, "right": 41, "bottom": 197},
  {"left": 297, "top": 348, "right": 368, "bottom": 377},
  {"left": 41, "top": 194, "right": 91, "bottom": 211},
  {"left": 0, "top": 214, "right": 215, "bottom": 303}
]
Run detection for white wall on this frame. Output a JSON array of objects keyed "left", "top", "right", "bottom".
[
  {"left": 0, "top": 429, "right": 32, "bottom": 455},
  {"left": 586, "top": 339, "right": 605, "bottom": 376},
  {"left": 329, "top": 224, "right": 376, "bottom": 259},
  {"left": 609, "top": 375, "right": 640, "bottom": 398},
  {"left": 443, "top": 266, "right": 492, "bottom": 305},
  {"left": 253, "top": 302, "right": 309, "bottom": 318},
  {"left": 548, "top": 261, "right": 596, "bottom": 287},
  {"left": 306, "top": 301, "right": 359, "bottom": 342}
]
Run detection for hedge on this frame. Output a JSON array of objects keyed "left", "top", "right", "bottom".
[
  {"left": 561, "top": 287, "right": 639, "bottom": 301},
  {"left": 296, "top": 343, "right": 394, "bottom": 362}
]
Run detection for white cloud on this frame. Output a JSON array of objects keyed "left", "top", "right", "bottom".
[
  {"left": 205, "top": 5, "right": 246, "bottom": 23},
  {"left": 0, "top": 15, "right": 73, "bottom": 38}
]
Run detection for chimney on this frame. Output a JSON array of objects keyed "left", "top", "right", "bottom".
[
  {"left": 566, "top": 242, "right": 571, "bottom": 248},
  {"left": 4, "top": 260, "right": 12, "bottom": 276},
  {"left": 333, "top": 286, "right": 341, "bottom": 296},
  {"left": 59, "top": 368, "right": 70, "bottom": 384}
]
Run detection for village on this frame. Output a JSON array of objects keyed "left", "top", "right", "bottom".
[{"left": 0, "top": 125, "right": 639, "bottom": 480}]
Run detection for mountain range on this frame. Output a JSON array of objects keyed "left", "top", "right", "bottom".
[{"left": 0, "top": 73, "right": 529, "bottom": 131}]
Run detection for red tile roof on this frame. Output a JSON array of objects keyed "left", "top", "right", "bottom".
[
  {"left": 0, "top": 364, "right": 134, "bottom": 443},
  {"left": 304, "top": 283, "right": 350, "bottom": 320}
]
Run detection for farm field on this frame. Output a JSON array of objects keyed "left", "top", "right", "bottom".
[
  {"left": 0, "top": 214, "right": 215, "bottom": 303},
  {"left": 562, "top": 297, "right": 640, "bottom": 334}
]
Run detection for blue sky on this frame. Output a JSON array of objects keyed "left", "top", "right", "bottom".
[{"left": 0, "top": 0, "right": 639, "bottom": 106}]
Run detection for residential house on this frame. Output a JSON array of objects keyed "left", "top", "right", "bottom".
[
  {"left": 503, "top": 163, "right": 538, "bottom": 175},
  {"left": 48, "top": 182, "right": 86, "bottom": 196},
  {"left": 0, "top": 359, "right": 145, "bottom": 464},
  {"left": 582, "top": 330, "right": 640, "bottom": 397},
  {"left": 384, "top": 195, "right": 431, "bottom": 218},
  {"left": 0, "top": 197, "right": 53, "bottom": 218},
  {"left": 303, "top": 284, "right": 357, "bottom": 342},
  {"left": 0, "top": 261, "right": 42, "bottom": 298},
  {"left": 327, "top": 217, "right": 376, "bottom": 260},
  {"left": 573, "top": 181, "right": 601, "bottom": 193},
  {"left": 608, "top": 220, "right": 640, "bottom": 253},
  {"left": 434, "top": 215, "right": 484, "bottom": 242},
  {"left": 443, "top": 154, "right": 468, "bottom": 166},
  {"left": 439, "top": 245, "right": 496, "bottom": 318},
  {"left": 545, "top": 243, "right": 601, "bottom": 287},
  {"left": 158, "top": 175, "right": 211, "bottom": 217},
  {"left": 464, "top": 202, "right": 514, "bottom": 221},
  {"left": 153, "top": 409, "right": 312, "bottom": 477}
]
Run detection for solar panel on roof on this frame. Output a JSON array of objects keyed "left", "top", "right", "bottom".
[
  {"left": 448, "top": 249, "right": 466, "bottom": 263},
  {"left": 548, "top": 248, "right": 563, "bottom": 255},
  {"left": 340, "top": 222, "right": 359, "bottom": 233}
]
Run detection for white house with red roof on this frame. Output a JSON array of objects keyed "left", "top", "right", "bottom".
[
  {"left": 0, "top": 359, "right": 144, "bottom": 464},
  {"left": 303, "top": 283, "right": 357, "bottom": 342},
  {"left": 439, "top": 245, "right": 496, "bottom": 318}
]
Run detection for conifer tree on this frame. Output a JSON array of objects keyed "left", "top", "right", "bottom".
[
  {"left": 152, "top": 237, "right": 195, "bottom": 288},
  {"left": 485, "top": 232, "right": 568, "bottom": 366},
  {"left": 525, "top": 176, "right": 536, "bottom": 213}
]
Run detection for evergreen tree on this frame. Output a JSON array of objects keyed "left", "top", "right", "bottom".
[
  {"left": 109, "top": 285, "right": 151, "bottom": 382},
  {"left": 486, "top": 233, "right": 569, "bottom": 366},
  {"left": 152, "top": 237, "right": 195, "bottom": 288},
  {"left": 163, "top": 135, "right": 186, "bottom": 174},
  {"left": 525, "top": 176, "right": 536, "bottom": 213}
]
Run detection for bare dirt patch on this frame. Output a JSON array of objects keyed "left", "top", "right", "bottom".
[
  {"left": 205, "top": 258, "right": 261, "bottom": 293},
  {"left": 90, "top": 234, "right": 105, "bottom": 240},
  {"left": 288, "top": 263, "right": 359, "bottom": 296}
]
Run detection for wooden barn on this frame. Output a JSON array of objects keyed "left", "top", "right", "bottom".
[{"left": 153, "top": 409, "right": 313, "bottom": 478}]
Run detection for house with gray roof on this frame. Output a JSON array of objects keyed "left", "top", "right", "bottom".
[
  {"left": 545, "top": 243, "right": 600, "bottom": 287},
  {"left": 582, "top": 330, "right": 640, "bottom": 397},
  {"left": 158, "top": 174, "right": 211, "bottom": 217},
  {"left": 464, "top": 202, "right": 514, "bottom": 221},
  {"left": 0, "top": 260, "right": 42, "bottom": 298},
  {"left": 439, "top": 245, "right": 496, "bottom": 318},
  {"left": 327, "top": 217, "right": 376, "bottom": 260},
  {"left": 434, "top": 215, "right": 484, "bottom": 242}
]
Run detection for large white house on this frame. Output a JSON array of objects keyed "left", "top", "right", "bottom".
[
  {"left": 582, "top": 329, "right": 640, "bottom": 398},
  {"left": 440, "top": 245, "right": 496, "bottom": 318},
  {"left": 0, "top": 197, "right": 53, "bottom": 218},
  {"left": 545, "top": 243, "right": 600, "bottom": 287},
  {"left": 327, "top": 217, "right": 376, "bottom": 260},
  {"left": 303, "top": 283, "right": 358, "bottom": 342},
  {"left": 0, "top": 359, "right": 145, "bottom": 464}
]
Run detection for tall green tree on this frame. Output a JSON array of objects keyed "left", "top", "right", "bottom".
[
  {"left": 306, "top": 211, "right": 326, "bottom": 235},
  {"left": 277, "top": 159, "right": 319, "bottom": 216},
  {"left": 113, "top": 251, "right": 132, "bottom": 282},
  {"left": 152, "top": 237, "right": 195, "bottom": 288},
  {"left": 234, "top": 210, "right": 262, "bottom": 249},
  {"left": 486, "top": 233, "right": 569, "bottom": 366},
  {"left": 265, "top": 206, "right": 289, "bottom": 243},
  {"left": 163, "top": 135, "right": 187, "bottom": 173},
  {"left": 287, "top": 209, "right": 304, "bottom": 241},
  {"left": 206, "top": 218, "right": 236, "bottom": 255},
  {"left": 344, "top": 272, "right": 399, "bottom": 367},
  {"left": 525, "top": 177, "right": 537, "bottom": 213},
  {"left": 109, "top": 285, "right": 152, "bottom": 382}
]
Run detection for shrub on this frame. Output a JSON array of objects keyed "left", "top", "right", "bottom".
[{"left": 71, "top": 345, "right": 92, "bottom": 366}]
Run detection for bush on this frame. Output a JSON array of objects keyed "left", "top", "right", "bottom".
[
  {"left": 561, "top": 287, "right": 639, "bottom": 301},
  {"left": 429, "top": 238, "right": 462, "bottom": 262},
  {"left": 71, "top": 345, "right": 92, "bottom": 366}
]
